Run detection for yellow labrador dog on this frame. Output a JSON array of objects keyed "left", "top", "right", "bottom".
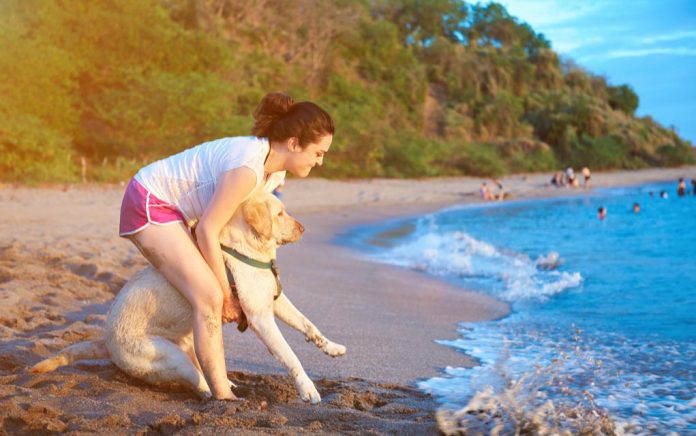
[{"left": 32, "top": 192, "right": 346, "bottom": 404}]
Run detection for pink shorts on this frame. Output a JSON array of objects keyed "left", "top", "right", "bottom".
[{"left": 119, "top": 178, "right": 185, "bottom": 237}]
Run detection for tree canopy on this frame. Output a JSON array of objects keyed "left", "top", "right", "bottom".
[{"left": 1, "top": 0, "right": 692, "bottom": 182}]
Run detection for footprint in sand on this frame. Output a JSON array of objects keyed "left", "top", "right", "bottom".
[
  {"left": 68, "top": 262, "right": 98, "bottom": 279},
  {"left": 0, "top": 272, "right": 12, "bottom": 285}
]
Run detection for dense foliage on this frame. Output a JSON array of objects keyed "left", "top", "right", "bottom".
[{"left": 1, "top": 0, "right": 693, "bottom": 182}]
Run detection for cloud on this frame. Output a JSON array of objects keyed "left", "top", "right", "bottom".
[
  {"left": 549, "top": 32, "right": 605, "bottom": 53},
  {"left": 494, "top": 1, "right": 626, "bottom": 54},
  {"left": 497, "top": 0, "right": 609, "bottom": 27},
  {"left": 528, "top": 25, "right": 630, "bottom": 55},
  {"left": 640, "top": 30, "right": 696, "bottom": 45},
  {"left": 590, "top": 47, "right": 696, "bottom": 60}
]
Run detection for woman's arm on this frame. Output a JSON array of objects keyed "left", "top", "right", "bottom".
[{"left": 195, "top": 167, "right": 257, "bottom": 313}]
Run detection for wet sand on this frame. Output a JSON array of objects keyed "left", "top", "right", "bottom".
[{"left": 0, "top": 166, "right": 692, "bottom": 434}]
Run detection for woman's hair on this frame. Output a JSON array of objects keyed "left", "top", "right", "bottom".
[{"left": 251, "top": 92, "right": 334, "bottom": 147}]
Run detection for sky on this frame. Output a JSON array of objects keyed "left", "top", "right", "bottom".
[{"left": 495, "top": 0, "right": 696, "bottom": 144}]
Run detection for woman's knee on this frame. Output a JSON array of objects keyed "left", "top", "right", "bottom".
[
  {"left": 190, "top": 282, "right": 225, "bottom": 315},
  {"left": 127, "top": 225, "right": 223, "bottom": 315}
]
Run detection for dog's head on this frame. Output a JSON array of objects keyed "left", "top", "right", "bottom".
[
  {"left": 221, "top": 192, "right": 304, "bottom": 252},
  {"left": 242, "top": 192, "right": 304, "bottom": 245}
]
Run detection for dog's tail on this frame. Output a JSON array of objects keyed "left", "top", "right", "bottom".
[{"left": 30, "top": 340, "right": 109, "bottom": 373}]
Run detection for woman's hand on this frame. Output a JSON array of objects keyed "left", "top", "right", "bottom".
[{"left": 222, "top": 292, "right": 243, "bottom": 324}]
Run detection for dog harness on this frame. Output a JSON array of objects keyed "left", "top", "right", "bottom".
[
  {"left": 221, "top": 244, "right": 283, "bottom": 300},
  {"left": 221, "top": 244, "right": 283, "bottom": 333}
]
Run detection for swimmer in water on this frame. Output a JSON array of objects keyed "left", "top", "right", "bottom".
[
  {"left": 598, "top": 206, "right": 607, "bottom": 220},
  {"left": 536, "top": 251, "right": 562, "bottom": 270},
  {"left": 677, "top": 178, "right": 686, "bottom": 197}
]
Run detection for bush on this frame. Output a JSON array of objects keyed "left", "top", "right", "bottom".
[
  {"left": 607, "top": 84, "right": 639, "bottom": 114},
  {"left": 0, "top": 110, "right": 77, "bottom": 183},
  {"left": 473, "top": 91, "right": 526, "bottom": 140},
  {"left": 82, "top": 69, "right": 237, "bottom": 159},
  {"left": 496, "top": 139, "right": 558, "bottom": 173},
  {"left": 382, "top": 134, "right": 447, "bottom": 177},
  {"left": 447, "top": 142, "right": 508, "bottom": 177},
  {"left": 569, "top": 135, "right": 633, "bottom": 170},
  {"left": 656, "top": 143, "right": 696, "bottom": 166}
]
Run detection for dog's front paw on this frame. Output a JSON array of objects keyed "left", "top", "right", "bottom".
[
  {"left": 296, "top": 377, "right": 321, "bottom": 404},
  {"left": 322, "top": 341, "right": 347, "bottom": 357},
  {"left": 198, "top": 389, "right": 213, "bottom": 401}
]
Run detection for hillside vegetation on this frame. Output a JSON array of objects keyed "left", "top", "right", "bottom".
[{"left": 1, "top": 0, "right": 693, "bottom": 182}]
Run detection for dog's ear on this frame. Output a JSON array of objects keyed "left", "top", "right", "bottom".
[{"left": 242, "top": 200, "right": 273, "bottom": 240}]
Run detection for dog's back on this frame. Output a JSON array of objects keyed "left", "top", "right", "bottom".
[
  {"left": 107, "top": 266, "right": 194, "bottom": 346},
  {"left": 32, "top": 266, "right": 195, "bottom": 374}
]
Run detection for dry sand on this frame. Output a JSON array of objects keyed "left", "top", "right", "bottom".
[{"left": 0, "top": 166, "right": 692, "bottom": 434}]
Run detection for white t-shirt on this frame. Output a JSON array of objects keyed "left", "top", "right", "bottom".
[{"left": 134, "top": 136, "right": 285, "bottom": 226}]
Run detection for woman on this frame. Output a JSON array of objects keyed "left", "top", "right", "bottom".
[{"left": 118, "top": 93, "right": 334, "bottom": 400}]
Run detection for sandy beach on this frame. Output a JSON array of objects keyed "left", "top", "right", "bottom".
[{"left": 0, "top": 166, "right": 693, "bottom": 434}]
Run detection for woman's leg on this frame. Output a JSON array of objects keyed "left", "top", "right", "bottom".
[{"left": 128, "top": 222, "right": 234, "bottom": 400}]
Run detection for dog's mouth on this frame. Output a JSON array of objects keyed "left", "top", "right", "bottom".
[
  {"left": 274, "top": 220, "right": 304, "bottom": 246},
  {"left": 280, "top": 225, "right": 304, "bottom": 245},
  {"left": 279, "top": 233, "right": 303, "bottom": 245}
]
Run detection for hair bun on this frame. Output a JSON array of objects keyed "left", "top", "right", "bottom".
[
  {"left": 251, "top": 92, "right": 334, "bottom": 143},
  {"left": 251, "top": 92, "right": 295, "bottom": 138},
  {"left": 254, "top": 92, "right": 294, "bottom": 118}
]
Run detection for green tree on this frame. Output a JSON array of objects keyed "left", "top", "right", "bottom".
[
  {"left": 0, "top": 0, "right": 692, "bottom": 182},
  {"left": 372, "top": 0, "right": 468, "bottom": 46},
  {"left": 0, "top": 1, "right": 81, "bottom": 181},
  {"left": 607, "top": 84, "right": 639, "bottom": 114}
]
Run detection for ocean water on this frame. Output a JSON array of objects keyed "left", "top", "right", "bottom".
[{"left": 343, "top": 182, "right": 695, "bottom": 434}]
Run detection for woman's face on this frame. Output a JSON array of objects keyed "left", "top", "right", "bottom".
[{"left": 286, "top": 134, "right": 332, "bottom": 178}]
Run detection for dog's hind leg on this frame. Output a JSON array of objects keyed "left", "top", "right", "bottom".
[
  {"left": 30, "top": 340, "right": 109, "bottom": 373},
  {"left": 273, "top": 294, "right": 346, "bottom": 357},
  {"left": 113, "top": 335, "right": 213, "bottom": 399},
  {"left": 177, "top": 335, "right": 202, "bottom": 372},
  {"left": 247, "top": 312, "right": 321, "bottom": 404}
]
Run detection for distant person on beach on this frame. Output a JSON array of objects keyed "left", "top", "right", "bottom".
[
  {"left": 550, "top": 172, "right": 564, "bottom": 187},
  {"left": 582, "top": 167, "right": 591, "bottom": 190},
  {"left": 598, "top": 206, "right": 607, "bottom": 220},
  {"left": 493, "top": 179, "right": 505, "bottom": 201},
  {"left": 565, "top": 166, "right": 576, "bottom": 188},
  {"left": 660, "top": 190, "right": 669, "bottom": 199},
  {"left": 677, "top": 178, "right": 686, "bottom": 197},
  {"left": 633, "top": 203, "right": 640, "bottom": 213},
  {"left": 480, "top": 182, "right": 495, "bottom": 201},
  {"left": 117, "top": 92, "right": 334, "bottom": 400},
  {"left": 692, "top": 179, "right": 696, "bottom": 195}
]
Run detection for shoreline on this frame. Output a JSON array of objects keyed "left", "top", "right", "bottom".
[{"left": 1, "top": 166, "right": 693, "bottom": 433}]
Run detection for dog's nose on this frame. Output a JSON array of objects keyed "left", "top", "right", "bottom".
[{"left": 296, "top": 221, "right": 305, "bottom": 234}]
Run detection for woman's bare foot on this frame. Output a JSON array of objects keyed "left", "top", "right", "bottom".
[{"left": 215, "top": 391, "right": 238, "bottom": 401}]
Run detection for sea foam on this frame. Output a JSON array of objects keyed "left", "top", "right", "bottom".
[{"left": 371, "top": 227, "right": 582, "bottom": 304}]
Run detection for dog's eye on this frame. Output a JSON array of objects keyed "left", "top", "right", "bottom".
[{"left": 277, "top": 211, "right": 283, "bottom": 217}]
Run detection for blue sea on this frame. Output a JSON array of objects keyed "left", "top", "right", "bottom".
[{"left": 343, "top": 182, "right": 695, "bottom": 434}]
